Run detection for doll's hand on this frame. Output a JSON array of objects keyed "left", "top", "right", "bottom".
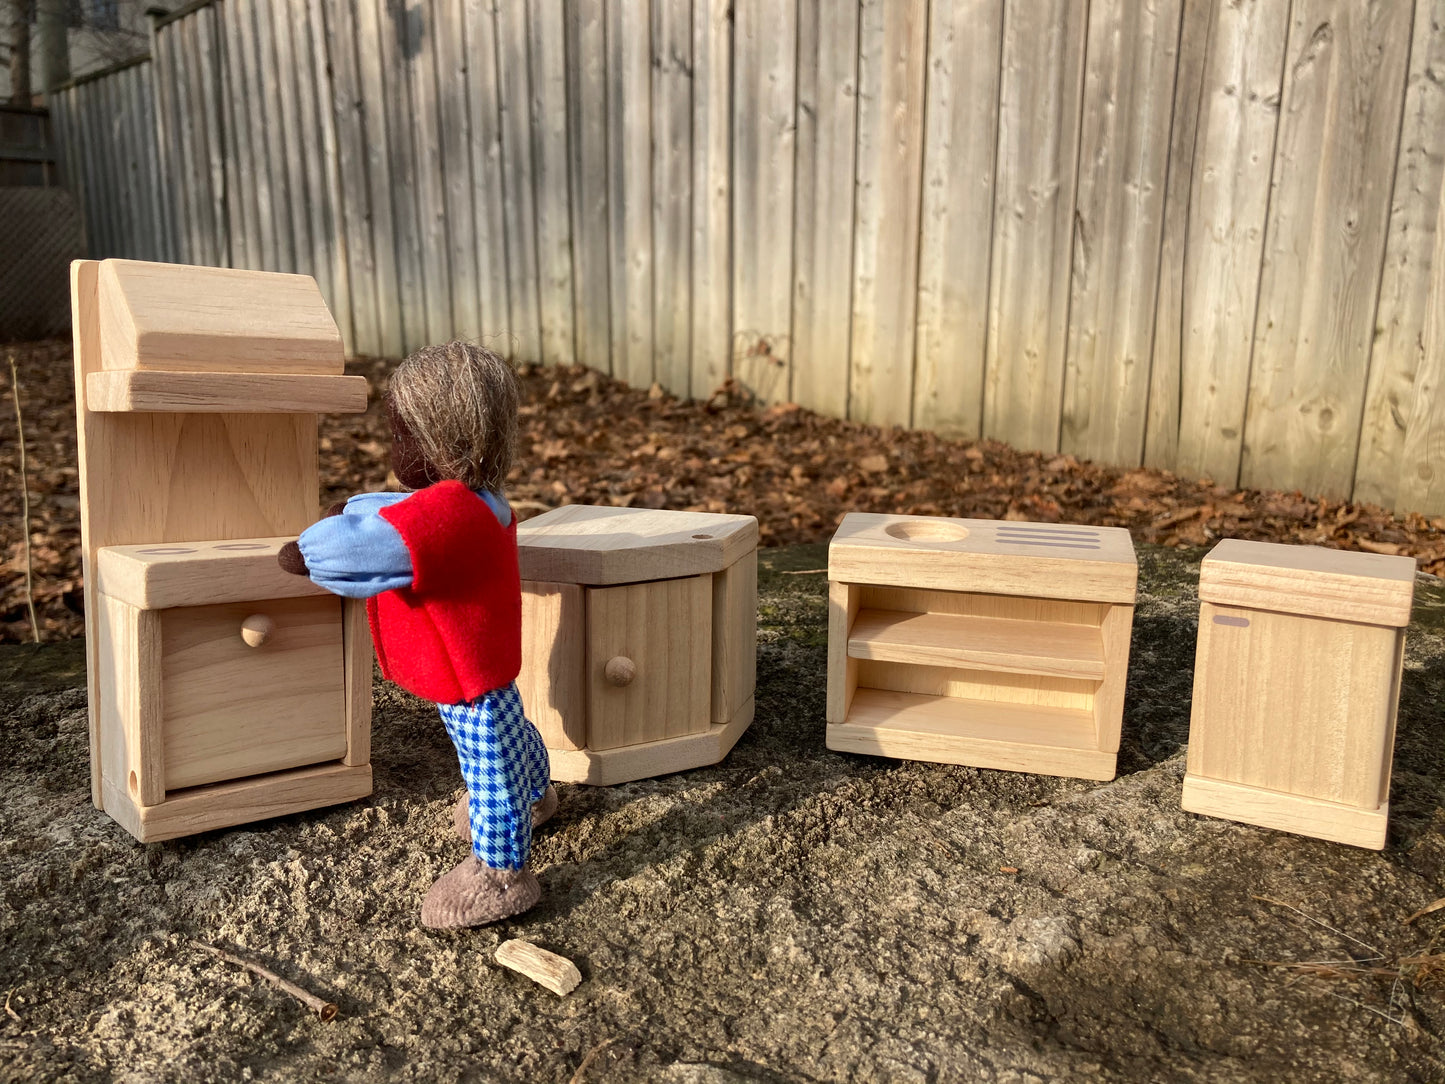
[{"left": 277, "top": 541, "right": 309, "bottom": 576}]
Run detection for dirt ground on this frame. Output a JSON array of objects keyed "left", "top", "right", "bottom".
[{"left": 2, "top": 544, "right": 1444, "bottom": 1083}]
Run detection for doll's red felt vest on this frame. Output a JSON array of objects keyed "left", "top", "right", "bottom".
[{"left": 369, "top": 480, "right": 522, "bottom": 704}]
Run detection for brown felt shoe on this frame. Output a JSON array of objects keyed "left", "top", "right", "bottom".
[
  {"left": 420, "top": 858, "right": 541, "bottom": 928},
  {"left": 452, "top": 785, "right": 559, "bottom": 841}
]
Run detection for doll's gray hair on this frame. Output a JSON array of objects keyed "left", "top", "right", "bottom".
[{"left": 388, "top": 341, "right": 520, "bottom": 492}]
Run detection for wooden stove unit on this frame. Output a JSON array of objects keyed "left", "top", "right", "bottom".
[{"left": 73, "top": 258, "right": 373, "bottom": 842}]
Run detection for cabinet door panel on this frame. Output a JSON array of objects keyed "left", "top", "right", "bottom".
[
  {"left": 161, "top": 596, "right": 347, "bottom": 789},
  {"left": 586, "top": 576, "right": 712, "bottom": 749}
]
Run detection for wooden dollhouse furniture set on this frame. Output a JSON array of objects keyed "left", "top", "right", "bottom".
[{"left": 72, "top": 260, "right": 1418, "bottom": 853}]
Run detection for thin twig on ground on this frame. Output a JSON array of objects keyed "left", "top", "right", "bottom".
[
  {"left": 188, "top": 940, "right": 338, "bottom": 1022},
  {"left": 567, "top": 1038, "right": 614, "bottom": 1084},
  {"left": 4, "top": 988, "right": 19, "bottom": 1023},
  {"left": 7, "top": 353, "right": 38, "bottom": 644},
  {"left": 1252, "top": 895, "right": 1381, "bottom": 955},
  {"left": 1404, "top": 898, "right": 1445, "bottom": 925}
]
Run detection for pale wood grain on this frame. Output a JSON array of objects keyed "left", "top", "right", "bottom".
[
  {"left": 849, "top": 0, "right": 928, "bottom": 427},
  {"left": 564, "top": 0, "right": 611, "bottom": 373},
  {"left": 103, "top": 763, "right": 372, "bottom": 844},
  {"left": 495, "top": 940, "right": 582, "bottom": 995},
  {"left": 72, "top": 260, "right": 105, "bottom": 806},
  {"left": 1171, "top": 0, "right": 1289, "bottom": 485},
  {"left": 829, "top": 513, "right": 1138, "bottom": 603},
  {"left": 1241, "top": 0, "right": 1413, "bottom": 499},
  {"left": 518, "top": 580, "right": 588, "bottom": 751},
  {"left": 160, "top": 597, "right": 348, "bottom": 790},
  {"left": 434, "top": 0, "right": 482, "bottom": 345},
  {"left": 731, "top": 0, "right": 796, "bottom": 405},
  {"left": 547, "top": 697, "right": 754, "bottom": 785},
  {"left": 912, "top": 0, "right": 1001, "bottom": 437},
  {"left": 691, "top": 0, "right": 732, "bottom": 399},
  {"left": 711, "top": 553, "right": 758, "bottom": 725},
  {"left": 1061, "top": 0, "right": 1181, "bottom": 465},
  {"left": 1093, "top": 603, "right": 1133, "bottom": 755},
  {"left": 530, "top": 0, "right": 576, "bottom": 367},
  {"left": 96, "top": 538, "right": 333, "bottom": 611},
  {"left": 342, "top": 597, "right": 372, "bottom": 767},
  {"left": 98, "top": 259, "right": 344, "bottom": 374},
  {"left": 1188, "top": 600, "right": 1402, "bottom": 808},
  {"left": 1199, "top": 538, "right": 1416, "bottom": 626},
  {"left": 585, "top": 576, "right": 712, "bottom": 749},
  {"left": 606, "top": 0, "right": 653, "bottom": 385},
  {"left": 983, "top": 0, "right": 1088, "bottom": 453},
  {"left": 1181, "top": 774, "right": 1388, "bottom": 851},
  {"left": 791, "top": 0, "right": 859, "bottom": 420},
  {"left": 849, "top": 609, "right": 1106, "bottom": 680},
  {"left": 87, "top": 371, "right": 368, "bottom": 414},
  {"left": 826, "top": 580, "right": 860, "bottom": 724},
  {"left": 97, "top": 594, "right": 165, "bottom": 807},
  {"left": 1354, "top": 0, "right": 1445, "bottom": 511},
  {"left": 827, "top": 689, "right": 1116, "bottom": 781},
  {"left": 651, "top": 0, "right": 692, "bottom": 393},
  {"left": 517, "top": 505, "right": 759, "bottom": 585},
  {"left": 857, "top": 657, "right": 1095, "bottom": 712},
  {"left": 856, "top": 584, "right": 1105, "bottom": 625}
]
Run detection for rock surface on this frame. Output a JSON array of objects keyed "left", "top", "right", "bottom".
[{"left": 2, "top": 544, "right": 1443, "bottom": 1083}]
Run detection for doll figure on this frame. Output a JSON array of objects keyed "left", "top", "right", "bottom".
[{"left": 278, "top": 341, "right": 556, "bottom": 928}]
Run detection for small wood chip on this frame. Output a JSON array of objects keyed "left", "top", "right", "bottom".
[
  {"left": 496, "top": 940, "right": 582, "bottom": 996},
  {"left": 1000, "top": 866, "right": 1020, "bottom": 875}
]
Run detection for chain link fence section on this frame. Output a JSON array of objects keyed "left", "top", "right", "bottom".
[{"left": 0, "top": 186, "right": 84, "bottom": 341}]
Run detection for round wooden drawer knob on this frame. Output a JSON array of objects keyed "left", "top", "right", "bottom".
[
  {"left": 240, "top": 614, "right": 275, "bottom": 648},
  {"left": 604, "top": 656, "right": 636, "bottom": 687}
]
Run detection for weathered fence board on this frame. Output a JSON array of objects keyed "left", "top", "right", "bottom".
[
  {"left": 461, "top": 0, "right": 511, "bottom": 357},
  {"left": 530, "top": 0, "right": 576, "bottom": 369},
  {"left": 48, "top": 0, "right": 1445, "bottom": 518},
  {"left": 1356, "top": 0, "right": 1445, "bottom": 510},
  {"left": 731, "top": 0, "right": 796, "bottom": 405},
  {"left": 651, "top": 0, "right": 692, "bottom": 393},
  {"left": 849, "top": 0, "right": 928, "bottom": 428},
  {"left": 1241, "top": 0, "right": 1413, "bottom": 498},
  {"left": 607, "top": 0, "right": 654, "bottom": 387},
  {"left": 1060, "top": 0, "right": 1181, "bottom": 466},
  {"left": 1174, "top": 0, "right": 1290, "bottom": 486},
  {"left": 690, "top": 0, "right": 731, "bottom": 400},
  {"left": 791, "top": 0, "right": 859, "bottom": 422},
  {"left": 983, "top": 0, "right": 1089, "bottom": 453},
  {"left": 565, "top": 0, "right": 611, "bottom": 375},
  {"left": 912, "top": 0, "right": 1001, "bottom": 438}
]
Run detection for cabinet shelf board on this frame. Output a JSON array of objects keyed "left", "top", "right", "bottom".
[
  {"left": 87, "top": 370, "right": 370, "bottom": 413},
  {"left": 848, "top": 608, "right": 1105, "bottom": 679},
  {"left": 829, "top": 689, "right": 1112, "bottom": 779}
]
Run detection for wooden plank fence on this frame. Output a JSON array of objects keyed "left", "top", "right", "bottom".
[{"left": 45, "top": 0, "right": 1445, "bottom": 520}]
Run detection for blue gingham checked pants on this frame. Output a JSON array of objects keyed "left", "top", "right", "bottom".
[{"left": 437, "top": 683, "right": 551, "bottom": 870}]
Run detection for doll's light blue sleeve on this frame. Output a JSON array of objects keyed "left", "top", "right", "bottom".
[{"left": 296, "top": 490, "right": 511, "bottom": 599}]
